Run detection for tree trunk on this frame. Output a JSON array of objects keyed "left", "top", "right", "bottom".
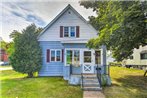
[{"left": 27, "top": 72, "right": 34, "bottom": 78}]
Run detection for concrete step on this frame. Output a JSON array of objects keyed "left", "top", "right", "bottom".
[
  {"left": 82, "top": 74, "right": 97, "bottom": 77},
  {"left": 82, "top": 87, "right": 102, "bottom": 91},
  {"left": 83, "top": 79, "right": 99, "bottom": 83},
  {"left": 83, "top": 83, "right": 99, "bottom": 87},
  {"left": 83, "top": 76, "right": 97, "bottom": 79}
]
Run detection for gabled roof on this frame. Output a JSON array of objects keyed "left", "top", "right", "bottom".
[{"left": 38, "top": 4, "right": 98, "bottom": 39}]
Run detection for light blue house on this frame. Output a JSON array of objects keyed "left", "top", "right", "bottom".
[{"left": 38, "top": 4, "right": 110, "bottom": 88}]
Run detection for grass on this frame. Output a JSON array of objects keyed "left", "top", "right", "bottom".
[
  {"left": 0, "top": 70, "right": 82, "bottom": 98},
  {"left": 0, "top": 65, "right": 12, "bottom": 68},
  {"left": 1, "top": 66, "right": 147, "bottom": 98},
  {"left": 103, "top": 66, "right": 147, "bottom": 98}
]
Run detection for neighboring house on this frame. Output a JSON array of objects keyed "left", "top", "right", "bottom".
[
  {"left": 123, "top": 45, "right": 147, "bottom": 66},
  {"left": 38, "top": 4, "right": 110, "bottom": 86},
  {"left": 0, "top": 48, "right": 8, "bottom": 62}
]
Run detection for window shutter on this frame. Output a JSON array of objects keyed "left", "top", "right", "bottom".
[
  {"left": 76, "top": 26, "right": 80, "bottom": 38},
  {"left": 60, "top": 26, "right": 63, "bottom": 37},
  {"left": 62, "top": 49, "right": 64, "bottom": 62},
  {"left": 47, "top": 49, "right": 50, "bottom": 62}
]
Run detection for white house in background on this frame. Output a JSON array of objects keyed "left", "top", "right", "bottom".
[
  {"left": 123, "top": 45, "right": 147, "bottom": 66},
  {"left": 37, "top": 4, "right": 111, "bottom": 89}
]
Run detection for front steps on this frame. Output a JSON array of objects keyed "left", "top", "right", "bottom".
[{"left": 81, "top": 74, "right": 102, "bottom": 91}]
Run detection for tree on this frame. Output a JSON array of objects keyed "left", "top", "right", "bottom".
[
  {"left": 80, "top": 1, "right": 147, "bottom": 61},
  {"left": 9, "top": 24, "right": 42, "bottom": 77},
  {"left": 9, "top": 30, "right": 21, "bottom": 39}
]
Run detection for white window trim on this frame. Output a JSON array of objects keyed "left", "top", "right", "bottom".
[
  {"left": 64, "top": 48, "right": 102, "bottom": 66},
  {"left": 95, "top": 50, "right": 102, "bottom": 65},
  {"left": 50, "top": 49, "right": 62, "bottom": 62},
  {"left": 63, "top": 26, "right": 76, "bottom": 37},
  {"left": 70, "top": 26, "right": 76, "bottom": 37},
  {"left": 65, "top": 49, "right": 80, "bottom": 66},
  {"left": 83, "top": 50, "right": 92, "bottom": 64}
]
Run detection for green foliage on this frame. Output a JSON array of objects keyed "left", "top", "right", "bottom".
[
  {"left": 101, "top": 74, "right": 107, "bottom": 86},
  {"left": 6, "top": 42, "right": 14, "bottom": 56},
  {"left": 80, "top": 1, "right": 147, "bottom": 61},
  {"left": 9, "top": 24, "right": 42, "bottom": 77},
  {"left": 1, "top": 41, "right": 14, "bottom": 56},
  {"left": 9, "top": 30, "right": 21, "bottom": 39},
  {"left": 1, "top": 41, "right": 7, "bottom": 50}
]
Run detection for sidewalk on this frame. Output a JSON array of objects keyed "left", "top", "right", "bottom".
[{"left": 83, "top": 91, "right": 105, "bottom": 98}]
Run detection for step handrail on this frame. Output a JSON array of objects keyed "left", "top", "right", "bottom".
[
  {"left": 81, "top": 72, "right": 84, "bottom": 89},
  {"left": 96, "top": 64, "right": 102, "bottom": 88}
]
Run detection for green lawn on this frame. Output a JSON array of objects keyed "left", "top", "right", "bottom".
[
  {"left": 1, "top": 66, "right": 147, "bottom": 98},
  {"left": 0, "top": 65, "right": 12, "bottom": 68},
  {"left": 0, "top": 70, "right": 82, "bottom": 98},
  {"left": 104, "top": 66, "right": 147, "bottom": 98}
]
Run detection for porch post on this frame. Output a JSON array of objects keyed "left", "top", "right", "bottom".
[{"left": 101, "top": 45, "right": 107, "bottom": 74}]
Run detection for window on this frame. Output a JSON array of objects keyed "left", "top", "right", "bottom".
[
  {"left": 70, "top": 27, "right": 75, "bottom": 37},
  {"left": 140, "top": 53, "right": 147, "bottom": 60},
  {"left": 95, "top": 51, "right": 101, "bottom": 64},
  {"left": 84, "top": 51, "right": 91, "bottom": 63},
  {"left": 64, "top": 26, "right": 76, "bottom": 37},
  {"left": 66, "top": 50, "right": 80, "bottom": 66},
  {"left": 66, "top": 50, "right": 72, "bottom": 64},
  {"left": 50, "top": 50, "right": 61, "bottom": 62},
  {"left": 130, "top": 55, "right": 133, "bottom": 59},
  {"left": 64, "top": 27, "right": 69, "bottom": 37},
  {"left": 51, "top": 50, "right": 55, "bottom": 61},
  {"left": 56, "top": 50, "right": 61, "bottom": 61},
  {"left": 73, "top": 50, "right": 80, "bottom": 66}
]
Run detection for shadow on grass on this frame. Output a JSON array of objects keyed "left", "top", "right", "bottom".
[
  {"left": 115, "top": 75, "right": 147, "bottom": 90},
  {"left": 109, "top": 75, "right": 147, "bottom": 98}
]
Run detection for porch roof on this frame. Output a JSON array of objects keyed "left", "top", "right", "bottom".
[{"left": 61, "top": 39, "right": 88, "bottom": 44}]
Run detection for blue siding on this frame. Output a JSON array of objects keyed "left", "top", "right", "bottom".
[
  {"left": 39, "top": 41, "right": 64, "bottom": 76},
  {"left": 71, "top": 66, "right": 81, "bottom": 74},
  {"left": 38, "top": 42, "right": 105, "bottom": 79},
  {"left": 63, "top": 66, "right": 70, "bottom": 80}
]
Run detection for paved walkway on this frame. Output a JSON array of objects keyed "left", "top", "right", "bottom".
[{"left": 83, "top": 91, "right": 105, "bottom": 98}]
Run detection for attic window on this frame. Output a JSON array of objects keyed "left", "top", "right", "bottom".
[
  {"left": 68, "top": 11, "right": 71, "bottom": 14},
  {"left": 63, "top": 26, "right": 76, "bottom": 37}
]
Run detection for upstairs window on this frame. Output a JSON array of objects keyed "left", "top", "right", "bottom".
[
  {"left": 129, "top": 55, "right": 133, "bottom": 59},
  {"left": 70, "top": 27, "right": 75, "bottom": 37},
  {"left": 63, "top": 26, "right": 76, "bottom": 37},
  {"left": 140, "top": 53, "right": 147, "bottom": 60},
  {"left": 64, "top": 27, "right": 69, "bottom": 37}
]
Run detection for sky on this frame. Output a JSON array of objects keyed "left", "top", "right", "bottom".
[{"left": 0, "top": 0, "right": 96, "bottom": 42}]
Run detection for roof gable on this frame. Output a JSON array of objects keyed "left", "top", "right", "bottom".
[{"left": 38, "top": 4, "right": 98, "bottom": 39}]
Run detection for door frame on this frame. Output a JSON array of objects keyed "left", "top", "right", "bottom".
[{"left": 82, "top": 49, "right": 95, "bottom": 74}]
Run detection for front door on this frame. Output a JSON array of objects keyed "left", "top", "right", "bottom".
[{"left": 82, "top": 50, "right": 94, "bottom": 74}]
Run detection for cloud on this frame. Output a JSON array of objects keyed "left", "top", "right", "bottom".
[
  {"left": 1, "top": 1, "right": 96, "bottom": 42},
  {"left": 3, "top": 2, "right": 46, "bottom": 27},
  {"left": 26, "top": 15, "right": 45, "bottom": 26}
]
